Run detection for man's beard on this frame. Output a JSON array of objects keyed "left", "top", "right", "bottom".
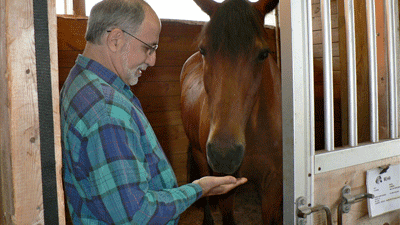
[
  {"left": 125, "top": 64, "right": 146, "bottom": 86},
  {"left": 127, "top": 67, "right": 140, "bottom": 86}
]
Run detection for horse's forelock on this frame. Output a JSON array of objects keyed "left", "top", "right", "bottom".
[{"left": 199, "top": 0, "right": 265, "bottom": 57}]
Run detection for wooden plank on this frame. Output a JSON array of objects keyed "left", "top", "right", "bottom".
[
  {"left": 155, "top": 51, "right": 201, "bottom": 67},
  {"left": 312, "top": 0, "right": 338, "bottom": 18},
  {"left": 313, "top": 42, "right": 340, "bottom": 57},
  {"left": 57, "top": 16, "right": 87, "bottom": 51},
  {"left": 375, "top": 0, "right": 389, "bottom": 139},
  {"left": 0, "top": 0, "right": 13, "bottom": 223},
  {"left": 146, "top": 110, "right": 183, "bottom": 128},
  {"left": 313, "top": 14, "right": 339, "bottom": 30},
  {"left": 153, "top": 125, "right": 189, "bottom": 149},
  {"left": 141, "top": 66, "right": 182, "bottom": 82},
  {"left": 49, "top": 0, "right": 66, "bottom": 223},
  {"left": 313, "top": 156, "right": 400, "bottom": 224},
  {"left": 158, "top": 35, "right": 199, "bottom": 52},
  {"left": 169, "top": 151, "right": 190, "bottom": 185},
  {"left": 154, "top": 125, "right": 190, "bottom": 185},
  {"left": 132, "top": 80, "right": 181, "bottom": 97},
  {"left": 1, "top": 0, "right": 44, "bottom": 223},
  {"left": 313, "top": 28, "right": 339, "bottom": 44},
  {"left": 73, "top": 0, "right": 86, "bottom": 17},
  {"left": 140, "top": 96, "right": 181, "bottom": 113},
  {"left": 314, "top": 57, "right": 341, "bottom": 78}
]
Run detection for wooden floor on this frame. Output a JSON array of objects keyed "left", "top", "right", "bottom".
[{"left": 179, "top": 182, "right": 262, "bottom": 225}]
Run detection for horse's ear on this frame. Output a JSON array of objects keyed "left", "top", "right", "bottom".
[
  {"left": 252, "top": 0, "right": 279, "bottom": 17},
  {"left": 193, "top": 0, "right": 220, "bottom": 16}
]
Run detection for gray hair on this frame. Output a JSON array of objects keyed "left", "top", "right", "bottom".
[{"left": 85, "top": 0, "right": 149, "bottom": 44}]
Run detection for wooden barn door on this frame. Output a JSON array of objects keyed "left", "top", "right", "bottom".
[{"left": 280, "top": 0, "right": 400, "bottom": 224}]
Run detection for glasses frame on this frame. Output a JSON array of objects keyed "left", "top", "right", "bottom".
[{"left": 107, "top": 29, "right": 158, "bottom": 55}]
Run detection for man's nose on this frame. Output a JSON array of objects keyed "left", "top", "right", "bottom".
[{"left": 146, "top": 52, "right": 156, "bottom": 67}]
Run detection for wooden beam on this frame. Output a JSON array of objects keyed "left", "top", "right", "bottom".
[
  {"left": 1, "top": 0, "right": 44, "bottom": 223},
  {"left": 375, "top": 0, "right": 389, "bottom": 139},
  {"left": 49, "top": 0, "right": 67, "bottom": 223},
  {"left": 73, "top": 0, "right": 86, "bottom": 16},
  {"left": 0, "top": 0, "right": 65, "bottom": 223},
  {"left": 0, "top": 0, "right": 13, "bottom": 223}
]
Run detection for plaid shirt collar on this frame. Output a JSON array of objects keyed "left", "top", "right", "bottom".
[{"left": 75, "top": 54, "right": 143, "bottom": 110}]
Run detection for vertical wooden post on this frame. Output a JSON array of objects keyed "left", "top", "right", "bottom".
[
  {"left": 0, "top": 0, "right": 13, "bottom": 223},
  {"left": 0, "top": 0, "right": 65, "bottom": 224},
  {"left": 48, "top": 0, "right": 67, "bottom": 223},
  {"left": 375, "top": 0, "right": 389, "bottom": 139},
  {"left": 73, "top": 0, "right": 86, "bottom": 16}
]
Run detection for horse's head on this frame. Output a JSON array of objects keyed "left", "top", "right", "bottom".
[{"left": 194, "top": 0, "right": 278, "bottom": 174}]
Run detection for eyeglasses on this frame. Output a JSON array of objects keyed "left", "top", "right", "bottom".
[{"left": 107, "top": 29, "right": 158, "bottom": 55}]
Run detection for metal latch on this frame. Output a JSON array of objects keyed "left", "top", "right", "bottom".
[
  {"left": 338, "top": 185, "right": 374, "bottom": 224},
  {"left": 296, "top": 196, "right": 333, "bottom": 225}
]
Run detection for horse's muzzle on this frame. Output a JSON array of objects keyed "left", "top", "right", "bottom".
[{"left": 206, "top": 142, "right": 245, "bottom": 174}]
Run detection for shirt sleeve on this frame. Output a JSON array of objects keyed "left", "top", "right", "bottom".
[{"left": 74, "top": 115, "right": 203, "bottom": 224}]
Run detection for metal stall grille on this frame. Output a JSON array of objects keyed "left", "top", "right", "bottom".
[
  {"left": 315, "top": 0, "right": 399, "bottom": 173},
  {"left": 281, "top": 0, "right": 400, "bottom": 223}
]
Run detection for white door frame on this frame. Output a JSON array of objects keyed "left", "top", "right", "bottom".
[{"left": 280, "top": 0, "right": 315, "bottom": 223}]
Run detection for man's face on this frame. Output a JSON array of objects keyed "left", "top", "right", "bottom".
[{"left": 120, "top": 10, "right": 161, "bottom": 86}]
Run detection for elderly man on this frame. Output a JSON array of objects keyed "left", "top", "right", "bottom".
[{"left": 60, "top": 0, "right": 247, "bottom": 224}]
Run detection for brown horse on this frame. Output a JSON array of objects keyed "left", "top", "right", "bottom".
[{"left": 180, "top": 0, "right": 282, "bottom": 224}]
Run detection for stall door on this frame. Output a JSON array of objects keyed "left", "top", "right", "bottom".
[{"left": 280, "top": 0, "right": 400, "bottom": 224}]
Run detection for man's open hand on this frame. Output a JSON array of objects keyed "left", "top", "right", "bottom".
[{"left": 193, "top": 176, "right": 248, "bottom": 197}]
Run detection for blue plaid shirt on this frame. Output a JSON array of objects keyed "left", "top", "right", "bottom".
[{"left": 60, "top": 55, "right": 202, "bottom": 224}]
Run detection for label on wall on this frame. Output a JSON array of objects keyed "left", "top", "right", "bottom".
[{"left": 366, "top": 164, "right": 400, "bottom": 217}]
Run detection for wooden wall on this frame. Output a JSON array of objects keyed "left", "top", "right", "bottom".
[{"left": 57, "top": 16, "right": 278, "bottom": 186}]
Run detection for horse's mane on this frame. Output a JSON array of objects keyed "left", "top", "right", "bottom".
[{"left": 199, "top": 0, "right": 265, "bottom": 57}]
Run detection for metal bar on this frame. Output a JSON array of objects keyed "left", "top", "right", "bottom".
[
  {"left": 280, "top": 0, "right": 314, "bottom": 223},
  {"left": 321, "top": 0, "right": 335, "bottom": 150},
  {"left": 307, "top": 0, "right": 316, "bottom": 221},
  {"left": 385, "top": 0, "right": 399, "bottom": 139},
  {"left": 366, "top": 0, "right": 379, "bottom": 142},
  {"left": 308, "top": 0, "right": 315, "bottom": 154},
  {"left": 315, "top": 139, "right": 400, "bottom": 174},
  {"left": 345, "top": 0, "right": 358, "bottom": 146},
  {"left": 396, "top": 0, "right": 400, "bottom": 138}
]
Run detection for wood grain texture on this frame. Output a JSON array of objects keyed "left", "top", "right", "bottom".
[
  {"left": 0, "top": 0, "right": 14, "bottom": 223},
  {"left": 314, "top": 156, "right": 400, "bottom": 224},
  {"left": 3, "top": 0, "right": 44, "bottom": 223},
  {"left": 49, "top": 0, "right": 66, "bottom": 223}
]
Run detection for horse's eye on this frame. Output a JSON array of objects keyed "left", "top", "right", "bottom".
[
  {"left": 257, "top": 49, "right": 270, "bottom": 61},
  {"left": 199, "top": 47, "right": 206, "bottom": 56}
]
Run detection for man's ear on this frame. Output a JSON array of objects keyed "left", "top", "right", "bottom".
[{"left": 106, "top": 29, "right": 125, "bottom": 52}]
